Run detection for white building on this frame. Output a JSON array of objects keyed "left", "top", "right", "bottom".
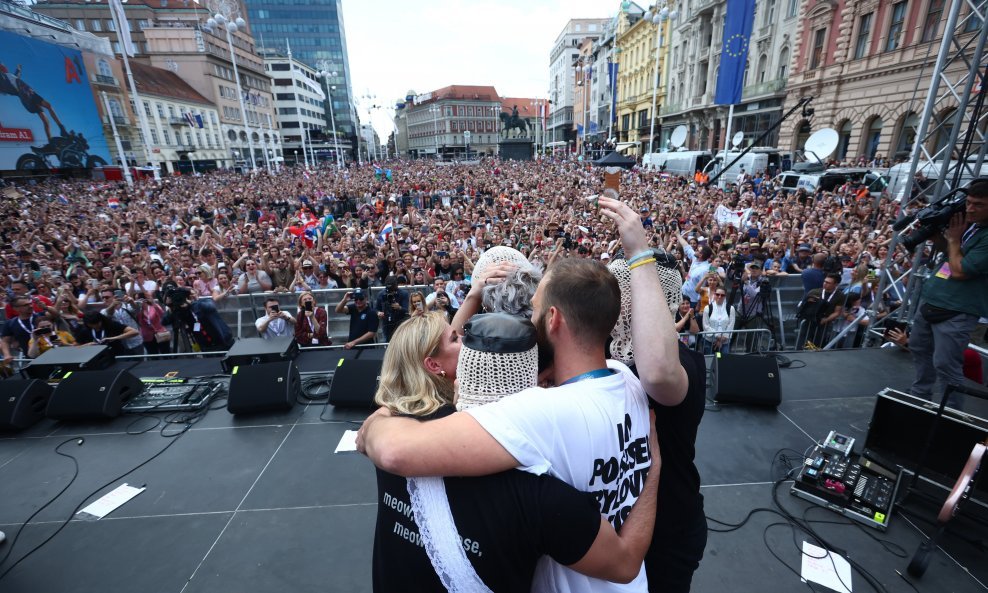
[
  {"left": 548, "top": 18, "right": 608, "bottom": 147},
  {"left": 263, "top": 50, "right": 330, "bottom": 166},
  {"left": 404, "top": 85, "right": 501, "bottom": 160}
]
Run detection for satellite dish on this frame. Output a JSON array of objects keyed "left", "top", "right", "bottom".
[
  {"left": 731, "top": 132, "right": 744, "bottom": 148},
  {"left": 670, "top": 125, "right": 688, "bottom": 149},
  {"left": 803, "top": 128, "right": 839, "bottom": 163}
]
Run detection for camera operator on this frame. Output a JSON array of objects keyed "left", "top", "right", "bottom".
[
  {"left": 26, "top": 319, "right": 76, "bottom": 358},
  {"left": 163, "top": 286, "right": 234, "bottom": 353},
  {"left": 256, "top": 297, "right": 295, "bottom": 339},
  {"left": 909, "top": 179, "right": 988, "bottom": 409},
  {"left": 375, "top": 276, "right": 409, "bottom": 342}
]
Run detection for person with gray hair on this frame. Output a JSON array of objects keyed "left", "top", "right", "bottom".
[{"left": 481, "top": 264, "right": 543, "bottom": 318}]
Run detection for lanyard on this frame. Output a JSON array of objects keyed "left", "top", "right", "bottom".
[
  {"left": 17, "top": 317, "right": 34, "bottom": 335},
  {"left": 561, "top": 368, "right": 615, "bottom": 386},
  {"left": 92, "top": 328, "right": 105, "bottom": 343},
  {"left": 962, "top": 224, "right": 980, "bottom": 246}
]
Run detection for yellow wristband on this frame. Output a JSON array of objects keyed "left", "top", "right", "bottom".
[{"left": 628, "top": 257, "right": 656, "bottom": 270}]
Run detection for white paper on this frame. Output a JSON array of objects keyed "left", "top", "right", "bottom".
[
  {"left": 801, "top": 541, "right": 852, "bottom": 593},
  {"left": 77, "top": 483, "right": 145, "bottom": 520},
  {"left": 335, "top": 430, "right": 359, "bottom": 454}
]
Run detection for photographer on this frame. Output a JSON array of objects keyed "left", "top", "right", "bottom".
[
  {"left": 99, "top": 288, "right": 145, "bottom": 355},
  {"left": 294, "top": 291, "right": 329, "bottom": 347},
  {"left": 909, "top": 179, "right": 988, "bottom": 409},
  {"left": 162, "top": 286, "right": 233, "bottom": 353},
  {"left": 375, "top": 276, "right": 409, "bottom": 342},
  {"left": 27, "top": 319, "right": 76, "bottom": 358},
  {"left": 2, "top": 296, "right": 46, "bottom": 362},
  {"left": 335, "top": 288, "right": 378, "bottom": 349},
  {"left": 256, "top": 297, "right": 296, "bottom": 339},
  {"left": 739, "top": 262, "right": 769, "bottom": 324}
]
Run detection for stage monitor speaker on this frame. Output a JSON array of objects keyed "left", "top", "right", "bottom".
[
  {"left": 25, "top": 345, "right": 114, "bottom": 381},
  {"left": 47, "top": 369, "right": 143, "bottom": 421},
  {"left": 0, "top": 379, "right": 53, "bottom": 431},
  {"left": 714, "top": 354, "right": 781, "bottom": 406},
  {"left": 227, "top": 361, "right": 300, "bottom": 414},
  {"left": 328, "top": 358, "right": 382, "bottom": 408},
  {"left": 222, "top": 336, "right": 299, "bottom": 373}
]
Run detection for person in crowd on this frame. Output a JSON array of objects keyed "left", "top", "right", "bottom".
[
  {"left": 192, "top": 264, "right": 218, "bottom": 299},
  {"left": 798, "top": 273, "right": 846, "bottom": 350},
  {"left": 256, "top": 297, "right": 296, "bottom": 339},
  {"left": 702, "top": 286, "right": 736, "bottom": 354},
  {"left": 802, "top": 253, "right": 827, "bottom": 296},
  {"left": 358, "top": 195, "right": 686, "bottom": 592},
  {"left": 163, "top": 287, "right": 233, "bottom": 353},
  {"left": 294, "top": 291, "right": 329, "bottom": 346},
  {"left": 375, "top": 275, "right": 409, "bottom": 342},
  {"left": 370, "top": 312, "right": 659, "bottom": 591},
  {"left": 26, "top": 317, "right": 76, "bottom": 358},
  {"left": 408, "top": 290, "right": 427, "bottom": 318},
  {"left": 335, "top": 287, "right": 378, "bottom": 349},
  {"left": 236, "top": 259, "right": 273, "bottom": 294},
  {"left": 909, "top": 178, "right": 988, "bottom": 409},
  {"left": 677, "top": 234, "right": 713, "bottom": 308},
  {"left": 99, "top": 288, "right": 145, "bottom": 355},
  {"left": 674, "top": 298, "right": 700, "bottom": 346},
  {"left": 73, "top": 310, "right": 140, "bottom": 356},
  {"left": 136, "top": 294, "right": 170, "bottom": 355},
  {"left": 211, "top": 268, "right": 238, "bottom": 303}
]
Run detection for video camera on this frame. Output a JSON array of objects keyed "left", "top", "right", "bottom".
[
  {"left": 894, "top": 179, "right": 988, "bottom": 252},
  {"left": 162, "top": 285, "right": 192, "bottom": 310}
]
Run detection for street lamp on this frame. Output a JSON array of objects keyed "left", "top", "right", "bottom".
[
  {"left": 647, "top": 3, "right": 678, "bottom": 156},
  {"left": 317, "top": 67, "right": 342, "bottom": 169},
  {"left": 202, "top": 6, "right": 258, "bottom": 171},
  {"left": 429, "top": 106, "right": 440, "bottom": 160}
]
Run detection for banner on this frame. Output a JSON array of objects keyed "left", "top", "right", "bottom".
[
  {"left": 0, "top": 30, "right": 111, "bottom": 172},
  {"left": 714, "top": 0, "right": 756, "bottom": 106},
  {"left": 714, "top": 204, "right": 753, "bottom": 228},
  {"left": 109, "top": 0, "right": 136, "bottom": 58}
]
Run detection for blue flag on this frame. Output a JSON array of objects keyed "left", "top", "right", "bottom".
[
  {"left": 577, "top": 123, "right": 584, "bottom": 137},
  {"left": 714, "top": 0, "right": 756, "bottom": 105},
  {"left": 608, "top": 61, "right": 619, "bottom": 124}
]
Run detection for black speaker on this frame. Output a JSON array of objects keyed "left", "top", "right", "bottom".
[
  {"left": 0, "top": 380, "right": 53, "bottom": 431},
  {"left": 227, "top": 361, "right": 300, "bottom": 414},
  {"left": 25, "top": 345, "right": 114, "bottom": 380},
  {"left": 47, "top": 369, "right": 144, "bottom": 420},
  {"left": 328, "top": 358, "right": 382, "bottom": 408},
  {"left": 713, "top": 354, "right": 781, "bottom": 406},
  {"left": 222, "top": 337, "right": 299, "bottom": 373}
]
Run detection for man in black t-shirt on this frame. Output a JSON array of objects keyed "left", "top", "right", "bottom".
[
  {"left": 334, "top": 287, "right": 379, "bottom": 349},
  {"left": 1, "top": 295, "right": 44, "bottom": 362},
  {"left": 72, "top": 311, "right": 140, "bottom": 356}
]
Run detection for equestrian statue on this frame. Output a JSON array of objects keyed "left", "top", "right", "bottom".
[{"left": 499, "top": 105, "right": 529, "bottom": 139}]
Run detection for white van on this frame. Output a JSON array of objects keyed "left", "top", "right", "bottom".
[
  {"left": 884, "top": 160, "right": 983, "bottom": 201},
  {"left": 776, "top": 167, "right": 884, "bottom": 194},
  {"left": 642, "top": 150, "right": 713, "bottom": 177},
  {"left": 702, "top": 148, "right": 783, "bottom": 184}
]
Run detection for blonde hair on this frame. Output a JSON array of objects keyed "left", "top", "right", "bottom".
[
  {"left": 408, "top": 290, "right": 425, "bottom": 315},
  {"left": 296, "top": 290, "right": 316, "bottom": 310},
  {"left": 374, "top": 312, "right": 455, "bottom": 416}
]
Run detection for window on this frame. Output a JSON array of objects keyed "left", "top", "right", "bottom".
[
  {"left": 837, "top": 120, "right": 853, "bottom": 160},
  {"left": 787, "top": 0, "right": 798, "bottom": 18},
  {"left": 162, "top": 129, "right": 171, "bottom": 145},
  {"left": 854, "top": 13, "right": 873, "bottom": 59},
  {"left": 778, "top": 46, "right": 790, "bottom": 79},
  {"left": 150, "top": 129, "right": 159, "bottom": 144},
  {"left": 90, "top": 19, "right": 102, "bottom": 32},
  {"left": 271, "top": 63, "right": 290, "bottom": 71},
  {"left": 757, "top": 54, "right": 767, "bottom": 83},
  {"left": 143, "top": 101, "right": 151, "bottom": 117},
  {"left": 763, "top": 0, "right": 776, "bottom": 26},
  {"left": 107, "top": 98, "right": 124, "bottom": 117},
  {"left": 865, "top": 117, "right": 883, "bottom": 158},
  {"left": 97, "top": 59, "right": 113, "bottom": 78},
  {"left": 107, "top": 18, "right": 115, "bottom": 31},
  {"left": 965, "top": 0, "right": 986, "bottom": 32},
  {"left": 922, "top": 0, "right": 945, "bottom": 42},
  {"left": 886, "top": 2, "right": 907, "bottom": 52},
  {"left": 74, "top": 19, "right": 85, "bottom": 31},
  {"left": 621, "top": 113, "right": 631, "bottom": 132},
  {"left": 896, "top": 112, "right": 919, "bottom": 155},
  {"left": 156, "top": 103, "right": 165, "bottom": 118},
  {"left": 810, "top": 28, "right": 826, "bottom": 68}
]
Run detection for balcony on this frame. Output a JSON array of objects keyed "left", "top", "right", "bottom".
[
  {"left": 168, "top": 116, "right": 187, "bottom": 126},
  {"left": 104, "top": 115, "right": 129, "bottom": 126},
  {"left": 93, "top": 74, "right": 118, "bottom": 86},
  {"left": 661, "top": 103, "right": 683, "bottom": 116},
  {"left": 741, "top": 79, "right": 786, "bottom": 100}
]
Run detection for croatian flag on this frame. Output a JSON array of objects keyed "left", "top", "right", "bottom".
[
  {"left": 303, "top": 171, "right": 310, "bottom": 180},
  {"left": 57, "top": 195, "right": 69, "bottom": 205},
  {"left": 108, "top": 196, "right": 120, "bottom": 209},
  {"left": 379, "top": 218, "right": 394, "bottom": 242}
]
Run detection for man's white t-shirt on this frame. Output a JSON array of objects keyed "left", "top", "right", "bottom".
[{"left": 465, "top": 359, "right": 652, "bottom": 593}]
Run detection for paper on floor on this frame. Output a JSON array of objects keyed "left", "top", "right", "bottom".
[
  {"left": 335, "top": 429, "right": 360, "bottom": 454},
  {"left": 77, "top": 483, "right": 146, "bottom": 520},
  {"left": 801, "top": 541, "right": 852, "bottom": 593}
]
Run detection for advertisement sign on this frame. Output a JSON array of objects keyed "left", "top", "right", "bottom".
[{"left": 0, "top": 29, "right": 111, "bottom": 172}]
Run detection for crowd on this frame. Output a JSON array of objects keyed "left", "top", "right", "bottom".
[{"left": 0, "top": 154, "right": 916, "bottom": 362}]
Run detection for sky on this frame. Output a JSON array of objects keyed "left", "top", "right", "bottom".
[{"left": 342, "top": 0, "right": 614, "bottom": 142}]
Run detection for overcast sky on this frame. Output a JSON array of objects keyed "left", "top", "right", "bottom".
[{"left": 342, "top": 0, "right": 613, "bottom": 140}]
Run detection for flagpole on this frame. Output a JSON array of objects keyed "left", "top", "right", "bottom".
[
  {"left": 101, "top": 91, "right": 133, "bottom": 187},
  {"left": 109, "top": 0, "right": 159, "bottom": 180},
  {"left": 721, "top": 103, "right": 734, "bottom": 189},
  {"left": 185, "top": 116, "right": 198, "bottom": 176}
]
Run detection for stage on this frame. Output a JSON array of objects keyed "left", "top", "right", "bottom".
[{"left": 1, "top": 348, "right": 986, "bottom": 592}]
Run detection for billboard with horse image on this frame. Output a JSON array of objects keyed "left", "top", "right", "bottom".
[{"left": 0, "top": 29, "right": 111, "bottom": 172}]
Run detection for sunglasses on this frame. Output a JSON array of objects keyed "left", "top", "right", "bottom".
[{"left": 715, "top": 293, "right": 726, "bottom": 297}]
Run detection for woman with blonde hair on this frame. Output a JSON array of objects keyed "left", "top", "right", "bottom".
[
  {"left": 294, "top": 291, "right": 330, "bottom": 347},
  {"left": 407, "top": 290, "right": 426, "bottom": 318},
  {"left": 374, "top": 312, "right": 457, "bottom": 416}
]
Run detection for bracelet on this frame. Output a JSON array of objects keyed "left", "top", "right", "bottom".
[
  {"left": 628, "top": 257, "right": 656, "bottom": 271},
  {"left": 626, "top": 250, "right": 653, "bottom": 266}
]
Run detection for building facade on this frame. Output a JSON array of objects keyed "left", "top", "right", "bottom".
[
  {"left": 590, "top": 15, "right": 619, "bottom": 145},
  {"left": 779, "top": 0, "right": 985, "bottom": 163},
  {"left": 262, "top": 50, "right": 330, "bottom": 166},
  {"left": 33, "top": 0, "right": 279, "bottom": 168},
  {"left": 245, "top": 0, "right": 357, "bottom": 159},
  {"left": 548, "top": 18, "right": 609, "bottom": 148},
  {"left": 404, "top": 86, "right": 501, "bottom": 160},
  {"left": 614, "top": 2, "right": 671, "bottom": 155}
]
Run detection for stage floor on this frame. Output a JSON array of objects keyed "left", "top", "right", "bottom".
[{"left": 1, "top": 348, "right": 986, "bottom": 592}]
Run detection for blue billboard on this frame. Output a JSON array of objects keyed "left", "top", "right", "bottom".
[{"left": 0, "top": 29, "right": 111, "bottom": 172}]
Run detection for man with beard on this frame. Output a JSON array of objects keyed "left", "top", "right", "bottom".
[{"left": 358, "top": 198, "right": 686, "bottom": 593}]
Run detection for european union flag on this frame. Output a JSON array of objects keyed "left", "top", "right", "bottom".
[{"left": 714, "top": 0, "right": 756, "bottom": 105}]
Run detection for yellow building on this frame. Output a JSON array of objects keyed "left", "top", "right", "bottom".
[{"left": 615, "top": 3, "right": 671, "bottom": 155}]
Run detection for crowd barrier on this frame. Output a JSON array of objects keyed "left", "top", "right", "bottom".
[{"left": 677, "top": 328, "right": 774, "bottom": 355}]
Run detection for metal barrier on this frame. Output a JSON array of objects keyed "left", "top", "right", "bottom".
[{"left": 677, "top": 328, "right": 774, "bottom": 354}]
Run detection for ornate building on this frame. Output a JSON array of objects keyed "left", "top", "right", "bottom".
[
  {"left": 614, "top": 2, "right": 671, "bottom": 155},
  {"left": 780, "top": 0, "right": 985, "bottom": 162}
]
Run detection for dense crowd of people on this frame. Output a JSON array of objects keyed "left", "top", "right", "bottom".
[{"left": 0, "top": 155, "right": 913, "bottom": 362}]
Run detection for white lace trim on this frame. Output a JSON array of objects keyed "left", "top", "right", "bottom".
[{"left": 407, "top": 477, "right": 493, "bottom": 593}]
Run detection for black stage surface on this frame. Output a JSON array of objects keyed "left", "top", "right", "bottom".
[{"left": 1, "top": 348, "right": 986, "bottom": 592}]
